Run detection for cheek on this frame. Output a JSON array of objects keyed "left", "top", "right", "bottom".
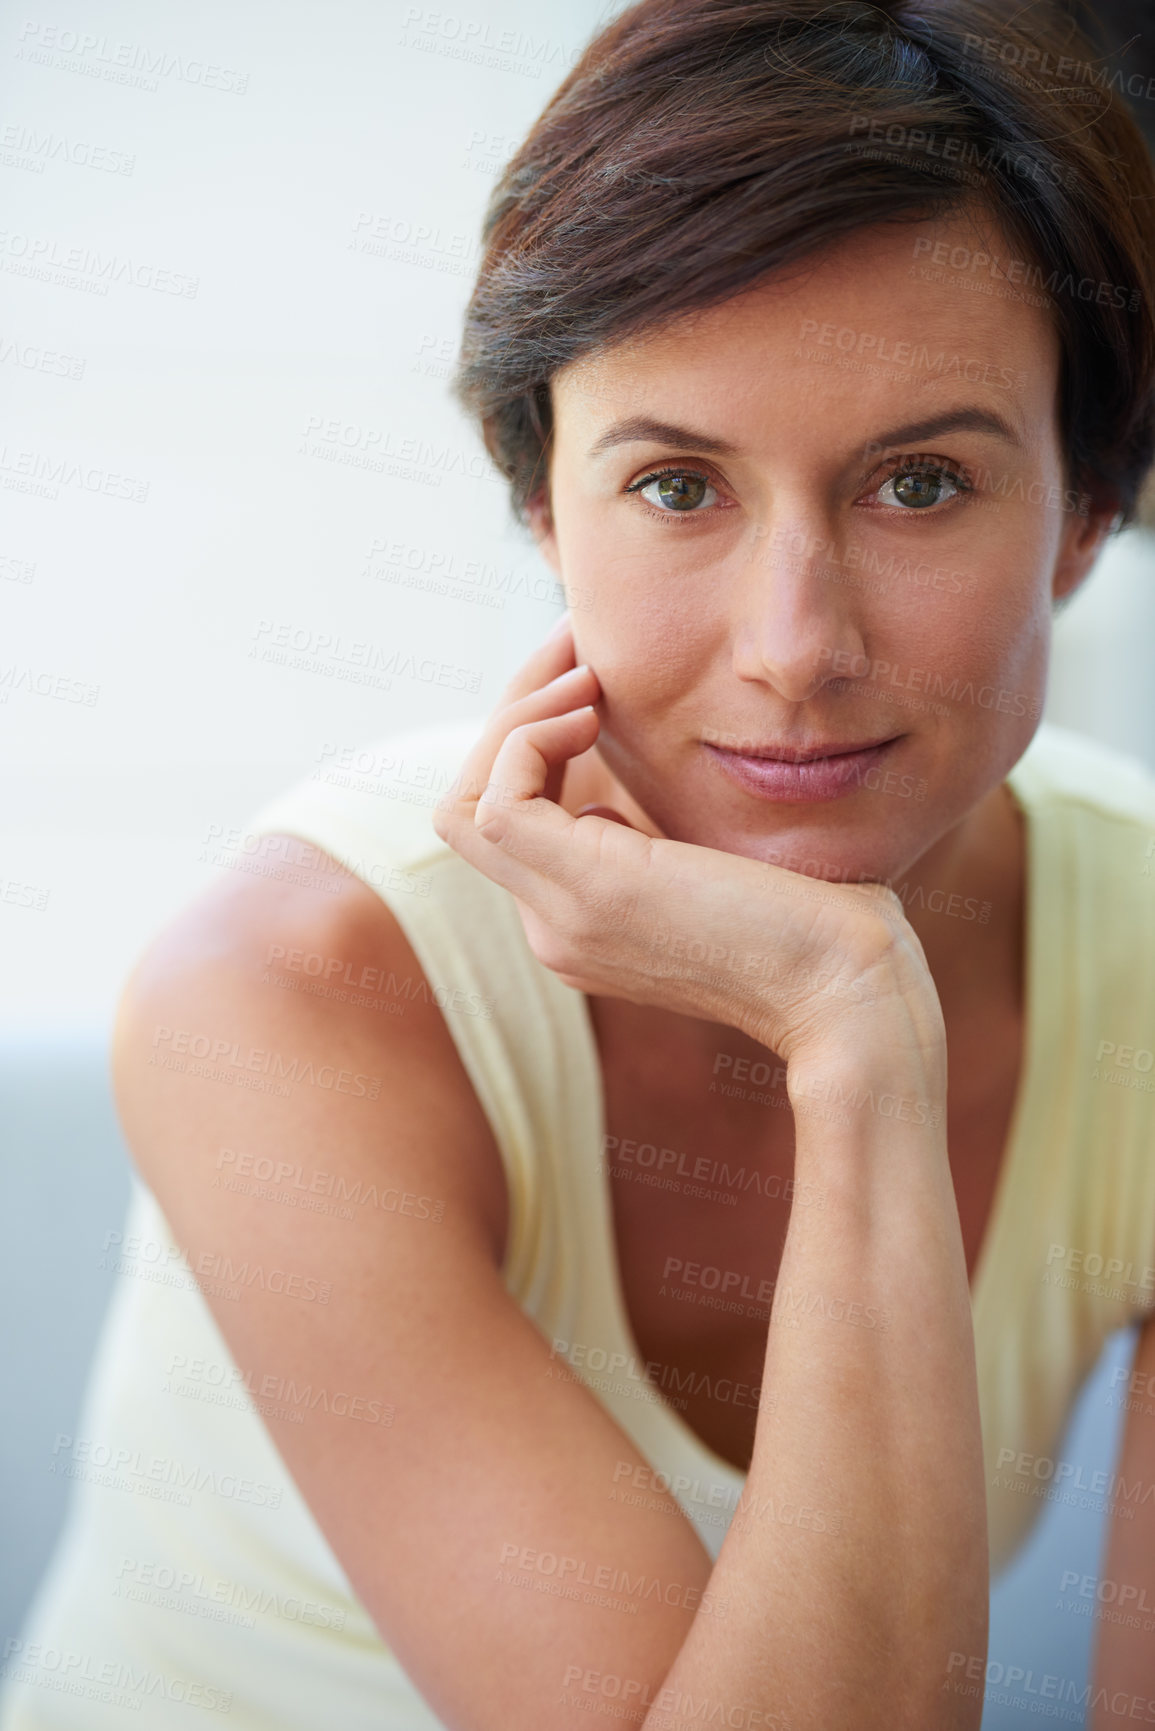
[
  {"left": 894, "top": 527, "right": 1051, "bottom": 689},
  {"left": 591, "top": 638, "right": 706, "bottom": 723},
  {"left": 570, "top": 550, "right": 722, "bottom": 682}
]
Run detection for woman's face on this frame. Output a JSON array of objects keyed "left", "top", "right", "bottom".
[{"left": 529, "top": 207, "right": 1113, "bottom": 884}]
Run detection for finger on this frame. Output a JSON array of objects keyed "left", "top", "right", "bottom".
[
  {"left": 438, "top": 708, "right": 660, "bottom": 955},
  {"left": 478, "top": 708, "right": 600, "bottom": 846},
  {"left": 437, "top": 662, "right": 599, "bottom": 817},
  {"left": 432, "top": 708, "right": 597, "bottom": 903},
  {"left": 475, "top": 713, "right": 652, "bottom": 883}
]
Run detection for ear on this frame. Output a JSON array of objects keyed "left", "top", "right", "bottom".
[
  {"left": 1051, "top": 475, "right": 1122, "bottom": 607},
  {"left": 526, "top": 487, "right": 561, "bottom": 577}
]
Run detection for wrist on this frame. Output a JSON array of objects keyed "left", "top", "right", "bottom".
[
  {"left": 733, "top": 920, "right": 943, "bottom": 1059},
  {"left": 739, "top": 986, "right": 946, "bottom": 1084},
  {"left": 785, "top": 1052, "right": 947, "bottom": 1134}
]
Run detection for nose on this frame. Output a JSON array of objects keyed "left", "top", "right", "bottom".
[{"left": 729, "top": 514, "right": 869, "bottom": 704}]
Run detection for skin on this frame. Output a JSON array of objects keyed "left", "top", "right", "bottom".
[
  {"left": 432, "top": 621, "right": 988, "bottom": 1727},
  {"left": 435, "top": 197, "right": 1123, "bottom": 1373},
  {"left": 522, "top": 203, "right": 1114, "bottom": 1049},
  {"left": 100, "top": 205, "right": 1148, "bottom": 1729},
  {"left": 431, "top": 202, "right": 1154, "bottom": 1715}
]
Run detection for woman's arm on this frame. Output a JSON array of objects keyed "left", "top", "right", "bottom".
[
  {"left": 114, "top": 854, "right": 985, "bottom": 1731},
  {"left": 1091, "top": 1310, "right": 1155, "bottom": 1728},
  {"left": 113, "top": 863, "right": 723, "bottom": 1731},
  {"left": 636, "top": 992, "right": 988, "bottom": 1731},
  {"left": 429, "top": 621, "right": 989, "bottom": 1727}
]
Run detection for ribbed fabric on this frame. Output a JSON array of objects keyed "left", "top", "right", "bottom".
[{"left": 4, "top": 720, "right": 1154, "bottom": 1728}]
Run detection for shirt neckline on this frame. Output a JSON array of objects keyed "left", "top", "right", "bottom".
[{"left": 571, "top": 766, "right": 1047, "bottom": 1486}]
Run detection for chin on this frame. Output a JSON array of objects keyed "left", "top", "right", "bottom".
[{"left": 684, "top": 815, "right": 914, "bottom": 885}]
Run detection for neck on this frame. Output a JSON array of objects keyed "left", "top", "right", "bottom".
[{"left": 895, "top": 781, "right": 1026, "bottom": 1026}]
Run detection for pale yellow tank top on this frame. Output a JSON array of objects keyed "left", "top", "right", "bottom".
[{"left": 3, "top": 720, "right": 1154, "bottom": 1729}]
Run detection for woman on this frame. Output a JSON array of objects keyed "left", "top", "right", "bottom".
[{"left": 5, "top": 0, "right": 1155, "bottom": 1727}]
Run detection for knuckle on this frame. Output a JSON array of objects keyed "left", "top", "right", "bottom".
[
  {"left": 474, "top": 804, "right": 509, "bottom": 845},
  {"left": 834, "top": 907, "right": 901, "bottom": 973},
  {"left": 527, "top": 927, "right": 571, "bottom": 974},
  {"left": 504, "top": 717, "right": 539, "bottom": 751},
  {"left": 522, "top": 903, "right": 582, "bottom": 975},
  {"left": 530, "top": 938, "right": 564, "bottom": 975},
  {"left": 493, "top": 692, "right": 534, "bottom": 737}
]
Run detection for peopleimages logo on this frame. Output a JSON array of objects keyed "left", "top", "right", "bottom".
[
  {"left": 49, "top": 1433, "right": 283, "bottom": 1509},
  {"left": 113, "top": 1558, "right": 348, "bottom": 1631},
  {"left": 912, "top": 233, "right": 1141, "bottom": 313},
  {"left": 945, "top": 1649, "right": 1155, "bottom": 1720},
  {"left": 0, "top": 1638, "right": 233, "bottom": 1715},
  {"left": 149, "top": 1025, "right": 382, "bottom": 1099},
  {"left": 0, "top": 229, "right": 198, "bottom": 296},
  {"left": 558, "top": 1665, "right": 789, "bottom": 1727},
  {"left": 214, "top": 1146, "right": 446, "bottom": 1221},
  {"left": 993, "top": 1446, "right": 1149, "bottom": 1515},
  {"left": 162, "top": 1354, "right": 394, "bottom": 1426},
  {"left": 100, "top": 1228, "right": 333, "bottom": 1306},
  {"left": 15, "top": 21, "right": 250, "bottom": 94},
  {"left": 819, "top": 648, "right": 1042, "bottom": 718},
  {"left": 797, "top": 315, "right": 1028, "bottom": 391}
]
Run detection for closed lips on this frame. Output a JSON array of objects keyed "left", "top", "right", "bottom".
[{"left": 707, "top": 736, "right": 900, "bottom": 762}]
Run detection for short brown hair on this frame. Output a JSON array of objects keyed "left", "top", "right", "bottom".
[{"left": 452, "top": 0, "right": 1155, "bottom": 529}]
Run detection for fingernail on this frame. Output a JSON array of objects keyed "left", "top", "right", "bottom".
[{"left": 546, "top": 611, "right": 571, "bottom": 639}]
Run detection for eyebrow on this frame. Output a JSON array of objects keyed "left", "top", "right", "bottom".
[
  {"left": 869, "top": 407, "right": 1021, "bottom": 450},
  {"left": 585, "top": 406, "right": 1021, "bottom": 460},
  {"left": 587, "top": 417, "right": 740, "bottom": 459}
]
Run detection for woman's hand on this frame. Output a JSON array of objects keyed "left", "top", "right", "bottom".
[{"left": 432, "top": 616, "right": 943, "bottom": 1068}]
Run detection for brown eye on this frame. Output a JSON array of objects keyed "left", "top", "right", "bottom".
[{"left": 636, "top": 471, "right": 718, "bottom": 512}]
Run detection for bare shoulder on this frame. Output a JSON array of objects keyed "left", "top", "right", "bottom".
[
  {"left": 109, "top": 839, "right": 713, "bottom": 1731},
  {"left": 113, "top": 834, "right": 509, "bottom": 1266}
]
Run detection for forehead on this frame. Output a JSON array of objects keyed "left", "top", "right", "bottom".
[{"left": 552, "top": 206, "right": 1061, "bottom": 445}]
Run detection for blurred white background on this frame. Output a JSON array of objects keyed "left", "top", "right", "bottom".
[
  {"left": 0, "top": 0, "right": 620, "bottom": 1038},
  {"left": 2, "top": 3, "right": 1155, "bottom": 1720},
  {"left": 2, "top": 0, "right": 1154, "bottom": 1037},
  {"left": 0, "top": 0, "right": 1153, "bottom": 1038}
]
